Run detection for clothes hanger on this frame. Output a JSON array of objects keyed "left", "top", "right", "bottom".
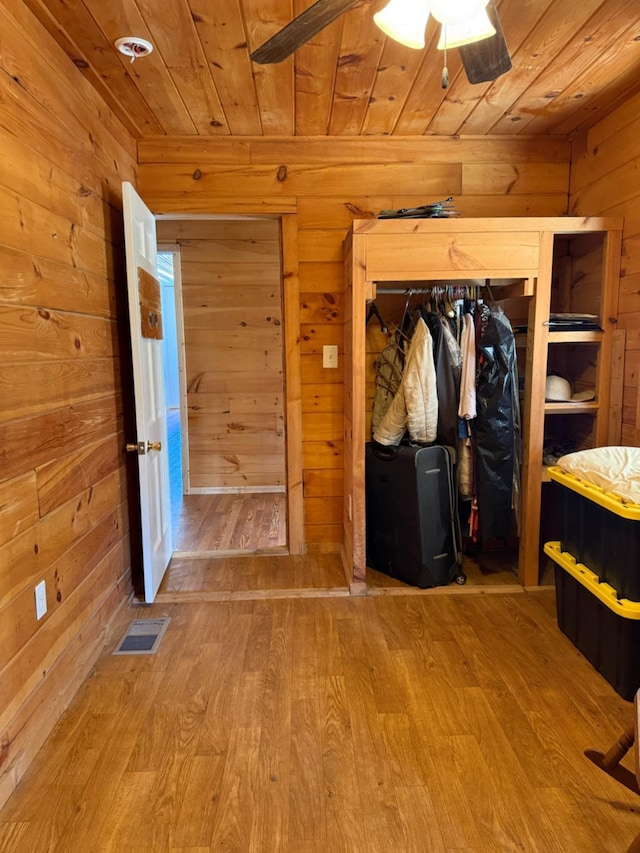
[
  {"left": 444, "top": 286, "right": 455, "bottom": 319},
  {"left": 484, "top": 278, "right": 497, "bottom": 305},
  {"left": 366, "top": 300, "right": 388, "bottom": 334}
]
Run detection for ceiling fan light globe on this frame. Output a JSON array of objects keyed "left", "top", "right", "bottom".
[
  {"left": 373, "top": 0, "right": 430, "bottom": 50},
  {"left": 428, "top": 0, "right": 488, "bottom": 26},
  {"left": 436, "top": 9, "right": 495, "bottom": 49}
]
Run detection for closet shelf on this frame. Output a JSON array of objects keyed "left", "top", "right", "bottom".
[
  {"left": 544, "top": 401, "right": 599, "bottom": 414},
  {"left": 548, "top": 330, "right": 604, "bottom": 344},
  {"left": 515, "top": 330, "right": 604, "bottom": 346}
]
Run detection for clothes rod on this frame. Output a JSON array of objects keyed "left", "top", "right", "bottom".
[
  {"left": 373, "top": 286, "right": 488, "bottom": 295},
  {"left": 373, "top": 287, "right": 433, "bottom": 294}
]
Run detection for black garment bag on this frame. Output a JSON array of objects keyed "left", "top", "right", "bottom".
[{"left": 474, "top": 304, "right": 520, "bottom": 541}]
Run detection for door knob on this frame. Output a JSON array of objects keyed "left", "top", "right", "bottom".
[
  {"left": 147, "top": 440, "right": 162, "bottom": 452},
  {"left": 126, "top": 442, "right": 145, "bottom": 455}
]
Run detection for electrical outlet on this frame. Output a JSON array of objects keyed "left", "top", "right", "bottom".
[
  {"left": 34, "top": 580, "right": 47, "bottom": 621},
  {"left": 323, "top": 345, "right": 338, "bottom": 369}
]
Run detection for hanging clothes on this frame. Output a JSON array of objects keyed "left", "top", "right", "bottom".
[
  {"left": 420, "top": 308, "right": 460, "bottom": 448},
  {"left": 370, "top": 332, "right": 404, "bottom": 435},
  {"left": 457, "top": 431, "right": 474, "bottom": 502},
  {"left": 458, "top": 311, "right": 477, "bottom": 420},
  {"left": 373, "top": 317, "right": 438, "bottom": 446},
  {"left": 457, "top": 307, "right": 477, "bottom": 504},
  {"left": 473, "top": 304, "right": 520, "bottom": 541}
]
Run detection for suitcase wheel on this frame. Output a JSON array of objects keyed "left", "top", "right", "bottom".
[{"left": 454, "top": 573, "right": 467, "bottom": 585}]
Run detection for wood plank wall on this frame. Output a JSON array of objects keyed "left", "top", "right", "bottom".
[
  {"left": 139, "top": 136, "right": 572, "bottom": 550},
  {"left": 156, "top": 219, "right": 285, "bottom": 491},
  {"left": 570, "top": 91, "right": 640, "bottom": 446},
  {"left": 0, "top": 2, "right": 136, "bottom": 808}
]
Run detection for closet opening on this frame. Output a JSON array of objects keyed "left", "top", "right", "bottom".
[{"left": 364, "top": 281, "right": 525, "bottom": 590}]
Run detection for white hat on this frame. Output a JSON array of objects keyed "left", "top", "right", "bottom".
[{"left": 545, "top": 375, "right": 595, "bottom": 403}]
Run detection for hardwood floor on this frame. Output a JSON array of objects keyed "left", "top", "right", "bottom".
[
  {"left": 171, "top": 492, "right": 287, "bottom": 555},
  {"left": 167, "top": 409, "right": 288, "bottom": 556},
  {"left": 0, "top": 585, "right": 636, "bottom": 851}
]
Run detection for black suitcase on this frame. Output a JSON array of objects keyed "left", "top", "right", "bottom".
[{"left": 365, "top": 442, "right": 465, "bottom": 588}]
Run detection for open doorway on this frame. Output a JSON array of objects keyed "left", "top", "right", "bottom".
[
  {"left": 157, "top": 217, "right": 288, "bottom": 557},
  {"left": 157, "top": 249, "right": 185, "bottom": 527}
]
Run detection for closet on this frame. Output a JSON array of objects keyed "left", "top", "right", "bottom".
[{"left": 343, "top": 217, "right": 623, "bottom": 590}]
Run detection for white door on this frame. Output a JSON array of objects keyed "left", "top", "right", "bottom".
[{"left": 122, "top": 182, "right": 172, "bottom": 602}]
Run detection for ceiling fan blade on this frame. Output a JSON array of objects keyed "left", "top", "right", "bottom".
[
  {"left": 250, "top": 0, "right": 361, "bottom": 64},
  {"left": 459, "top": 0, "right": 512, "bottom": 84}
]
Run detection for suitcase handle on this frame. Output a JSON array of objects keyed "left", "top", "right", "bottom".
[{"left": 371, "top": 442, "right": 399, "bottom": 461}]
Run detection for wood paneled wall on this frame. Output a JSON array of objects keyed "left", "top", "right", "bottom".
[
  {"left": 0, "top": 2, "right": 136, "bottom": 807},
  {"left": 140, "top": 136, "right": 572, "bottom": 550},
  {"left": 156, "top": 219, "right": 285, "bottom": 491},
  {"left": 570, "top": 91, "right": 640, "bottom": 446}
]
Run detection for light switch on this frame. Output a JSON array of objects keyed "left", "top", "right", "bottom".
[
  {"left": 323, "top": 345, "right": 338, "bottom": 368},
  {"left": 35, "top": 580, "right": 47, "bottom": 620}
]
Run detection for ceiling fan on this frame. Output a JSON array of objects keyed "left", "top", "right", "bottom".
[{"left": 250, "top": 0, "right": 512, "bottom": 86}]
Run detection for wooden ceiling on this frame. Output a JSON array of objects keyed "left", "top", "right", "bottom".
[{"left": 25, "top": 0, "right": 640, "bottom": 139}]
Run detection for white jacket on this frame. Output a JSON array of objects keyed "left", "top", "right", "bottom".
[
  {"left": 373, "top": 318, "right": 438, "bottom": 446},
  {"left": 458, "top": 312, "right": 477, "bottom": 420}
]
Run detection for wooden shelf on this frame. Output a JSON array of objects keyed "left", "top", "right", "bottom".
[
  {"left": 544, "top": 401, "right": 599, "bottom": 414},
  {"left": 548, "top": 330, "right": 604, "bottom": 344},
  {"left": 516, "top": 330, "right": 603, "bottom": 347}
]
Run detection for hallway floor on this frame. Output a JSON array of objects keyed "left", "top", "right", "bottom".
[
  {"left": 171, "top": 491, "right": 287, "bottom": 554},
  {"left": 167, "top": 409, "right": 287, "bottom": 555}
]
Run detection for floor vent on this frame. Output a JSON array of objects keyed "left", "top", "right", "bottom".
[{"left": 113, "top": 617, "right": 171, "bottom": 655}]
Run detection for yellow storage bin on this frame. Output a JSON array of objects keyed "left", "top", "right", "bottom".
[
  {"left": 548, "top": 464, "right": 640, "bottom": 602},
  {"left": 545, "top": 542, "right": 640, "bottom": 701}
]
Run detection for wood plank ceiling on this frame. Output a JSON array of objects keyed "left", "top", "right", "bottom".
[{"left": 24, "top": 0, "right": 640, "bottom": 139}]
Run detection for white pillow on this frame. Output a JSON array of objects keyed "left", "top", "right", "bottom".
[{"left": 557, "top": 447, "right": 640, "bottom": 505}]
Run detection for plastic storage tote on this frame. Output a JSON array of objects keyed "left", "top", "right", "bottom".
[
  {"left": 544, "top": 541, "right": 640, "bottom": 701},
  {"left": 548, "top": 463, "right": 640, "bottom": 602}
]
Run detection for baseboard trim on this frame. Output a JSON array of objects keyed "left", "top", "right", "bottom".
[
  {"left": 154, "top": 587, "right": 351, "bottom": 604},
  {"left": 185, "top": 486, "right": 286, "bottom": 495}
]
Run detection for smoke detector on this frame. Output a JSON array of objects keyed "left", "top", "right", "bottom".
[{"left": 115, "top": 37, "right": 154, "bottom": 63}]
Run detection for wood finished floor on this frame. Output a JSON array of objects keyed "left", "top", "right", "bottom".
[
  {"left": 171, "top": 492, "right": 288, "bottom": 555},
  {"left": 167, "top": 408, "right": 287, "bottom": 556},
  {"left": 0, "top": 587, "right": 637, "bottom": 851}
]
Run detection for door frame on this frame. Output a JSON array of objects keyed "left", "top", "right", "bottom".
[{"left": 154, "top": 211, "right": 304, "bottom": 556}]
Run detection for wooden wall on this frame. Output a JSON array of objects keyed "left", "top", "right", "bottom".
[
  {"left": 156, "top": 219, "right": 285, "bottom": 491},
  {"left": 570, "top": 91, "right": 640, "bottom": 446},
  {"left": 0, "top": 1, "right": 136, "bottom": 807},
  {"left": 140, "top": 136, "right": 571, "bottom": 550}
]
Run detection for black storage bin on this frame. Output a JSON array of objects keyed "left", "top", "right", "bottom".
[
  {"left": 545, "top": 541, "right": 640, "bottom": 702},
  {"left": 549, "top": 465, "right": 640, "bottom": 602}
]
